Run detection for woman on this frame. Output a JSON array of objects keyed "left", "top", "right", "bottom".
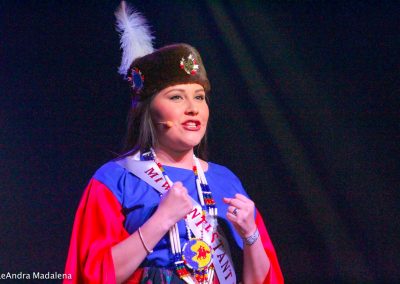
[{"left": 64, "top": 2, "right": 283, "bottom": 283}]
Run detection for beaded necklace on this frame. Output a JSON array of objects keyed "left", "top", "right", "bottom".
[{"left": 148, "top": 148, "right": 217, "bottom": 284}]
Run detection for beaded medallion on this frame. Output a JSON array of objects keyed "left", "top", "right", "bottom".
[{"left": 182, "top": 239, "right": 212, "bottom": 270}]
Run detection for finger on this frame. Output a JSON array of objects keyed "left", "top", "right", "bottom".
[
  {"left": 235, "top": 193, "right": 250, "bottom": 202},
  {"left": 223, "top": 197, "right": 232, "bottom": 204},
  {"left": 227, "top": 198, "right": 246, "bottom": 209},
  {"left": 172, "top": 183, "right": 189, "bottom": 195},
  {"left": 172, "top": 181, "right": 183, "bottom": 189},
  {"left": 226, "top": 212, "right": 237, "bottom": 221},
  {"left": 223, "top": 197, "right": 246, "bottom": 208},
  {"left": 227, "top": 206, "right": 238, "bottom": 215}
]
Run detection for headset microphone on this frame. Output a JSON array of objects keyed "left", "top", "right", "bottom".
[{"left": 157, "top": 121, "right": 174, "bottom": 128}]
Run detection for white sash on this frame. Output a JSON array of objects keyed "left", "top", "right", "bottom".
[{"left": 116, "top": 153, "right": 237, "bottom": 284}]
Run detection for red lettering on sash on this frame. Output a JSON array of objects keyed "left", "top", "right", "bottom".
[
  {"left": 188, "top": 207, "right": 201, "bottom": 220},
  {"left": 195, "top": 215, "right": 207, "bottom": 227},
  {"left": 216, "top": 252, "right": 226, "bottom": 263},
  {"left": 161, "top": 181, "right": 170, "bottom": 190},
  {"left": 224, "top": 270, "right": 233, "bottom": 280},
  {"left": 144, "top": 167, "right": 158, "bottom": 178},
  {"left": 221, "top": 259, "right": 231, "bottom": 272},
  {"left": 214, "top": 239, "right": 234, "bottom": 280},
  {"left": 154, "top": 177, "right": 163, "bottom": 183},
  {"left": 213, "top": 241, "right": 223, "bottom": 251},
  {"left": 204, "top": 224, "right": 212, "bottom": 232},
  {"left": 221, "top": 260, "right": 233, "bottom": 279}
]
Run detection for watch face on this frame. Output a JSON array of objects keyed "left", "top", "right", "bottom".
[{"left": 182, "top": 239, "right": 212, "bottom": 270}]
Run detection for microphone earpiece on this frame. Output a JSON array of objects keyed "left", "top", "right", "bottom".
[
  {"left": 156, "top": 121, "right": 174, "bottom": 128},
  {"left": 165, "top": 121, "right": 174, "bottom": 128}
]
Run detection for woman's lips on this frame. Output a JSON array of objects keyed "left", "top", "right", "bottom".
[{"left": 181, "top": 120, "right": 201, "bottom": 131}]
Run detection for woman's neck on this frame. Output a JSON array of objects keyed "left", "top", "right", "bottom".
[{"left": 152, "top": 145, "right": 195, "bottom": 170}]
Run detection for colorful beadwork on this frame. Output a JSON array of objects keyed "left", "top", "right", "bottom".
[
  {"left": 193, "top": 166, "right": 216, "bottom": 213},
  {"left": 148, "top": 148, "right": 216, "bottom": 283},
  {"left": 128, "top": 67, "right": 144, "bottom": 93},
  {"left": 180, "top": 54, "right": 199, "bottom": 75},
  {"left": 174, "top": 259, "right": 191, "bottom": 278}
]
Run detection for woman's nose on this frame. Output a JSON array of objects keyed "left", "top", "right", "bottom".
[{"left": 184, "top": 100, "right": 199, "bottom": 115}]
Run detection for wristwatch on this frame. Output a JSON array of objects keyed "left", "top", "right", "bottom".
[{"left": 243, "top": 228, "right": 260, "bottom": 246}]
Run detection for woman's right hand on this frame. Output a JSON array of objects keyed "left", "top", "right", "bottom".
[
  {"left": 155, "top": 182, "right": 193, "bottom": 228},
  {"left": 112, "top": 183, "right": 193, "bottom": 283}
]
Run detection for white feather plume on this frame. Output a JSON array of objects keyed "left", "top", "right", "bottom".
[{"left": 115, "top": 1, "right": 154, "bottom": 76}]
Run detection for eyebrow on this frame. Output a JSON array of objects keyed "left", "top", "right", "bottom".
[{"left": 164, "top": 88, "right": 205, "bottom": 95}]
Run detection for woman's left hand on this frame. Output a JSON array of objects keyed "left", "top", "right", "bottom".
[{"left": 223, "top": 194, "right": 257, "bottom": 238}]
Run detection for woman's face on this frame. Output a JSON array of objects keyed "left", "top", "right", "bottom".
[{"left": 150, "top": 83, "right": 209, "bottom": 152}]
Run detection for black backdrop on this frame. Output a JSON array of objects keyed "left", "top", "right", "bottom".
[{"left": 1, "top": 1, "right": 398, "bottom": 283}]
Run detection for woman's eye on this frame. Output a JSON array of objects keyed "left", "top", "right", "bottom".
[
  {"left": 170, "top": 95, "right": 182, "bottom": 100},
  {"left": 196, "top": 95, "right": 205, "bottom": 101}
]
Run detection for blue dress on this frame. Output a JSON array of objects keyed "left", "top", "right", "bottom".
[
  {"left": 93, "top": 160, "right": 248, "bottom": 269},
  {"left": 64, "top": 158, "right": 283, "bottom": 283}
]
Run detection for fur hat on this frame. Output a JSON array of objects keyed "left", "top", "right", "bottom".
[
  {"left": 115, "top": 2, "right": 210, "bottom": 101},
  {"left": 128, "top": 43, "right": 210, "bottom": 100}
]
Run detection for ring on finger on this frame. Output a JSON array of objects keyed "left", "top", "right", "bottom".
[{"left": 232, "top": 207, "right": 239, "bottom": 216}]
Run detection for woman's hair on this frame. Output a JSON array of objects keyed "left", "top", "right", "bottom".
[{"left": 121, "top": 92, "right": 209, "bottom": 160}]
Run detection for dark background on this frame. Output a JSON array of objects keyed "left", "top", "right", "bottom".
[{"left": 1, "top": 1, "right": 399, "bottom": 283}]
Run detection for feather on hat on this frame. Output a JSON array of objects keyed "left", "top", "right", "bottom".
[
  {"left": 115, "top": 1, "right": 210, "bottom": 100},
  {"left": 115, "top": 1, "right": 154, "bottom": 76}
]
